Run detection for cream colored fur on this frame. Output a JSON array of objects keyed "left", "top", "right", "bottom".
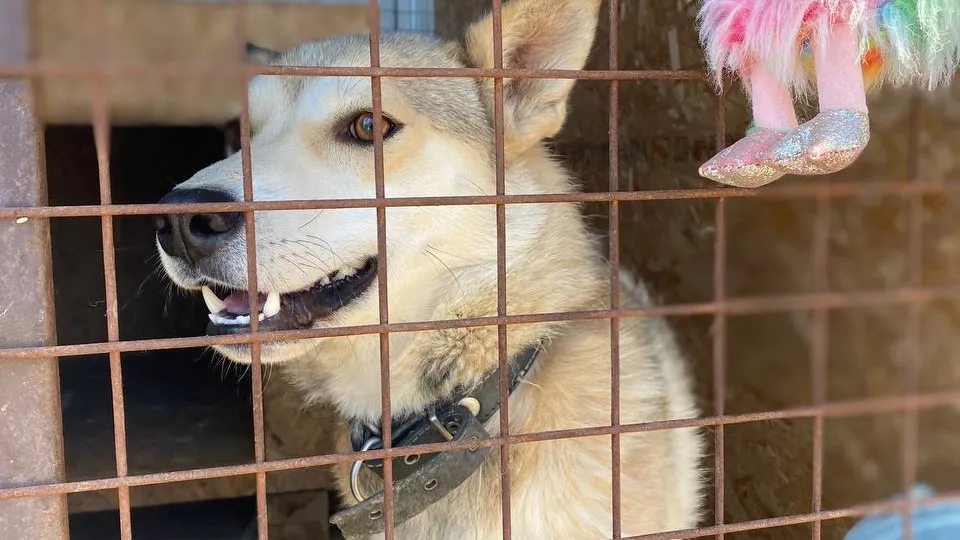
[{"left": 156, "top": 0, "right": 705, "bottom": 537}]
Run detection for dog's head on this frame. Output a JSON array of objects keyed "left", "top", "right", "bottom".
[{"left": 154, "top": 0, "right": 601, "bottom": 365}]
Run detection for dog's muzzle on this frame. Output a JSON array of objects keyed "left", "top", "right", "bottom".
[
  {"left": 153, "top": 188, "right": 242, "bottom": 265},
  {"left": 330, "top": 344, "right": 543, "bottom": 539}
]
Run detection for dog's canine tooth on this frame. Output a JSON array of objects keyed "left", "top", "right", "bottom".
[
  {"left": 201, "top": 286, "right": 226, "bottom": 314},
  {"left": 263, "top": 291, "right": 281, "bottom": 319}
]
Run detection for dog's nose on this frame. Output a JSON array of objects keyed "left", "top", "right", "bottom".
[{"left": 153, "top": 188, "right": 241, "bottom": 263}]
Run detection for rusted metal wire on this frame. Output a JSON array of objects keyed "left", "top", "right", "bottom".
[
  {"left": 1, "top": 1, "right": 958, "bottom": 539},
  {"left": 608, "top": 0, "right": 622, "bottom": 535},
  {"left": 3, "top": 391, "right": 957, "bottom": 503},
  {"left": 2, "top": 180, "right": 957, "bottom": 219},
  {"left": 2, "top": 285, "right": 960, "bottom": 363},
  {"left": 0, "top": 62, "right": 705, "bottom": 80},
  {"left": 367, "top": 1, "right": 397, "bottom": 536},
  {"left": 900, "top": 89, "right": 925, "bottom": 540},
  {"left": 712, "top": 87, "right": 728, "bottom": 540},
  {"left": 490, "top": 1, "right": 513, "bottom": 538},
  {"left": 88, "top": 0, "right": 133, "bottom": 536},
  {"left": 809, "top": 188, "right": 831, "bottom": 540},
  {"left": 231, "top": 1, "right": 270, "bottom": 537}
]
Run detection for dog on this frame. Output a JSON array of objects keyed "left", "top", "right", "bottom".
[{"left": 153, "top": 0, "right": 705, "bottom": 537}]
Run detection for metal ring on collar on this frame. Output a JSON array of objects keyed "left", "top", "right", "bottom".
[{"left": 350, "top": 436, "right": 382, "bottom": 503}]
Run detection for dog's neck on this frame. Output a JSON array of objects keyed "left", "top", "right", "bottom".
[{"left": 285, "top": 157, "right": 608, "bottom": 430}]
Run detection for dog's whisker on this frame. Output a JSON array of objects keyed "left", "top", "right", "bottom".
[
  {"left": 424, "top": 246, "right": 468, "bottom": 308},
  {"left": 302, "top": 235, "right": 348, "bottom": 267},
  {"left": 280, "top": 255, "right": 310, "bottom": 278},
  {"left": 462, "top": 176, "right": 489, "bottom": 196},
  {"left": 423, "top": 244, "right": 474, "bottom": 263},
  {"left": 290, "top": 242, "right": 336, "bottom": 275},
  {"left": 297, "top": 211, "right": 326, "bottom": 230}
]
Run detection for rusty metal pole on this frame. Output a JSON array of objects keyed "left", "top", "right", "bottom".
[{"left": 0, "top": 0, "right": 71, "bottom": 539}]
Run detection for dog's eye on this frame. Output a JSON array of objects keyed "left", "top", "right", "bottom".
[{"left": 347, "top": 112, "right": 397, "bottom": 143}]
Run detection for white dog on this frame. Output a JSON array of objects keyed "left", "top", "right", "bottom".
[{"left": 154, "top": 0, "right": 705, "bottom": 537}]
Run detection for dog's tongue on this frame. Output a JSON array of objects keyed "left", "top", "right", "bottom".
[{"left": 222, "top": 291, "right": 267, "bottom": 315}]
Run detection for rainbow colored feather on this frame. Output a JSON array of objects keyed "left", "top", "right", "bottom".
[{"left": 699, "top": 0, "right": 960, "bottom": 94}]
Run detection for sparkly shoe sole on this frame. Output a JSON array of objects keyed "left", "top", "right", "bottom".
[
  {"left": 699, "top": 128, "right": 788, "bottom": 188},
  {"left": 769, "top": 109, "right": 870, "bottom": 176}
]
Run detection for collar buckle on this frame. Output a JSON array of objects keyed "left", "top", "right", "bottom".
[
  {"left": 333, "top": 344, "right": 543, "bottom": 538},
  {"left": 349, "top": 436, "right": 383, "bottom": 503}
]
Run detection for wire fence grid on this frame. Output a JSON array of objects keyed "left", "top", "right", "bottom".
[{"left": 1, "top": 1, "right": 958, "bottom": 540}]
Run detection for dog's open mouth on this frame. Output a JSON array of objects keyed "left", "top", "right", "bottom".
[{"left": 200, "top": 257, "right": 378, "bottom": 335}]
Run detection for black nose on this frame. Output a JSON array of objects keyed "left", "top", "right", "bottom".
[{"left": 153, "top": 189, "right": 242, "bottom": 264}]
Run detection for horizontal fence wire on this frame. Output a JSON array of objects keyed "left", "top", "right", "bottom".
[
  {"left": 0, "top": 1, "right": 957, "bottom": 539},
  {"left": 2, "top": 390, "right": 958, "bottom": 501},
  {"left": 0, "top": 179, "right": 956, "bottom": 219},
  {"left": 0, "top": 63, "right": 706, "bottom": 79},
  {"left": 1, "top": 285, "right": 960, "bottom": 361}
]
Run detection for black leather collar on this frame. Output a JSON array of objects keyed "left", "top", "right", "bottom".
[{"left": 329, "top": 344, "right": 542, "bottom": 539}]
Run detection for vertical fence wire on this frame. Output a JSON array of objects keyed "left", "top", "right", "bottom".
[
  {"left": 489, "top": 1, "right": 513, "bottom": 538},
  {"left": 232, "top": 0, "right": 269, "bottom": 537},
  {"left": 366, "top": 0, "right": 398, "bottom": 537},
  {"left": 3, "top": 2, "right": 960, "bottom": 540},
  {"left": 88, "top": 0, "right": 133, "bottom": 537},
  {"left": 607, "top": 0, "right": 623, "bottom": 537},
  {"left": 712, "top": 86, "right": 728, "bottom": 540},
  {"left": 810, "top": 183, "right": 832, "bottom": 540},
  {"left": 900, "top": 90, "right": 925, "bottom": 540}
]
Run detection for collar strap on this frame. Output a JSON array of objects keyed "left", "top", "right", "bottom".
[{"left": 329, "top": 344, "right": 542, "bottom": 539}]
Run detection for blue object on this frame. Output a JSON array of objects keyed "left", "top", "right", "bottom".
[{"left": 844, "top": 484, "right": 960, "bottom": 540}]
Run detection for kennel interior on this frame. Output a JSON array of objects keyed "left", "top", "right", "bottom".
[{"left": 3, "top": 0, "right": 960, "bottom": 539}]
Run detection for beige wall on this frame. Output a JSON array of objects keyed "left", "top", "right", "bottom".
[{"left": 31, "top": 0, "right": 369, "bottom": 125}]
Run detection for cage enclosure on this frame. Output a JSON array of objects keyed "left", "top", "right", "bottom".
[{"left": 1, "top": 1, "right": 960, "bottom": 540}]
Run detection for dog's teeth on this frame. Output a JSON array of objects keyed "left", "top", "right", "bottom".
[
  {"left": 258, "top": 312, "right": 265, "bottom": 322},
  {"left": 263, "top": 291, "right": 281, "bottom": 319},
  {"left": 201, "top": 286, "right": 226, "bottom": 314},
  {"left": 330, "top": 267, "right": 357, "bottom": 283},
  {"left": 209, "top": 313, "right": 247, "bottom": 326}
]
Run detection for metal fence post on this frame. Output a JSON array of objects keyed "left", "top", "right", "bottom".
[{"left": 0, "top": 0, "right": 71, "bottom": 538}]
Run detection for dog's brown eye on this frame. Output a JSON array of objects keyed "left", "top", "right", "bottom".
[{"left": 348, "top": 112, "right": 395, "bottom": 143}]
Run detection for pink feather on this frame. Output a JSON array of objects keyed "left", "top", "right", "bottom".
[{"left": 698, "top": 0, "right": 870, "bottom": 94}]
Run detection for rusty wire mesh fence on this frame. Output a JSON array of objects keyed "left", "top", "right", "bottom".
[{"left": 1, "top": 0, "right": 960, "bottom": 539}]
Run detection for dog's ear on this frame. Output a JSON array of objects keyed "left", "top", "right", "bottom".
[
  {"left": 464, "top": 0, "right": 601, "bottom": 155},
  {"left": 246, "top": 42, "right": 281, "bottom": 65}
]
